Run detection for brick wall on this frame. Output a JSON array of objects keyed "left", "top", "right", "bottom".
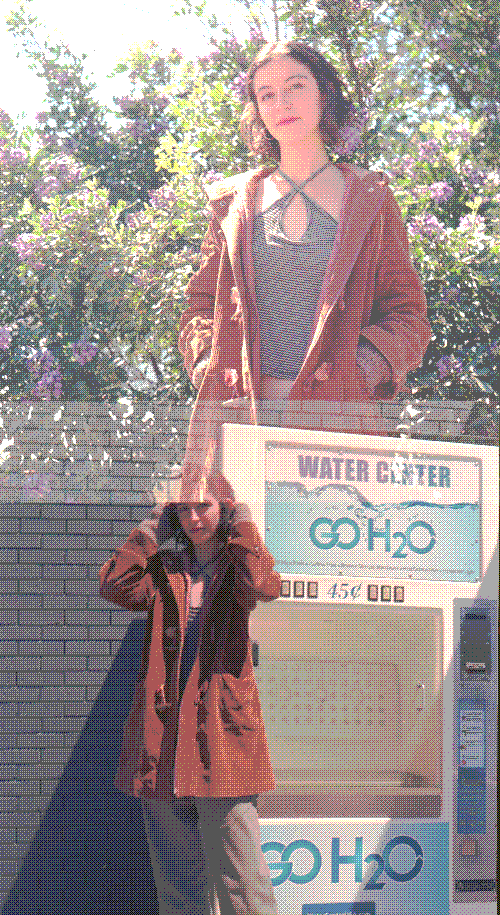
[{"left": 0, "top": 398, "right": 494, "bottom": 915}]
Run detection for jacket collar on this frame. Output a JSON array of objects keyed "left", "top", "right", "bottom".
[{"left": 206, "top": 163, "right": 390, "bottom": 300}]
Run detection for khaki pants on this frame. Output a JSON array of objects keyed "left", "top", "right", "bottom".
[{"left": 141, "top": 793, "right": 277, "bottom": 915}]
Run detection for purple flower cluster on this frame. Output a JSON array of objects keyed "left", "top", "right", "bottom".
[
  {"left": 12, "top": 233, "right": 45, "bottom": 270},
  {"left": 448, "top": 124, "right": 471, "bottom": 144},
  {"left": 26, "top": 347, "right": 63, "bottom": 399},
  {"left": 203, "top": 170, "right": 224, "bottom": 185},
  {"left": 417, "top": 139, "right": 441, "bottom": 165},
  {"left": 0, "top": 143, "right": 28, "bottom": 166},
  {"left": 332, "top": 106, "right": 369, "bottom": 157},
  {"left": 394, "top": 154, "right": 419, "bottom": 180},
  {"left": 437, "top": 355, "right": 463, "bottom": 379},
  {"left": 429, "top": 181, "right": 454, "bottom": 202},
  {"left": 71, "top": 336, "right": 98, "bottom": 365},
  {"left": 229, "top": 72, "right": 247, "bottom": 103},
  {"left": 148, "top": 184, "right": 177, "bottom": 208},
  {"left": 34, "top": 155, "right": 84, "bottom": 200},
  {"left": 0, "top": 326, "right": 12, "bottom": 350},
  {"left": 407, "top": 213, "right": 447, "bottom": 241}
]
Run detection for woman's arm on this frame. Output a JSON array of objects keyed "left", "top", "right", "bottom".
[
  {"left": 177, "top": 214, "right": 224, "bottom": 388},
  {"left": 98, "top": 513, "right": 161, "bottom": 612},
  {"left": 225, "top": 503, "right": 281, "bottom": 609},
  {"left": 360, "top": 188, "right": 432, "bottom": 394}
]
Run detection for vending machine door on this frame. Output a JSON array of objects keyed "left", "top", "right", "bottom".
[{"left": 252, "top": 601, "right": 443, "bottom": 818}]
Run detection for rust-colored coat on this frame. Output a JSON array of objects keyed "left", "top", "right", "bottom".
[
  {"left": 178, "top": 162, "right": 432, "bottom": 475},
  {"left": 99, "top": 509, "right": 281, "bottom": 799}
]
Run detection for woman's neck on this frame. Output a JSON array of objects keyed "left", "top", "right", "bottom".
[{"left": 278, "top": 139, "right": 330, "bottom": 184}]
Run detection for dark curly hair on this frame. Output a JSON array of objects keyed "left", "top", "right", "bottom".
[{"left": 240, "top": 40, "right": 353, "bottom": 161}]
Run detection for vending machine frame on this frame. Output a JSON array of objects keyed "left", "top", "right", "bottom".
[{"left": 220, "top": 423, "right": 498, "bottom": 915}]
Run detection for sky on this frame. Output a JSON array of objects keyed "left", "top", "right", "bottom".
[{"left": 0, "top": 0, "right": 265, "bottom": 126}]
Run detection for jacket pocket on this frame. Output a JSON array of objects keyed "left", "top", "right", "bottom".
[{"left": 218, "top": 670, "right": 258, "bottom": 736}]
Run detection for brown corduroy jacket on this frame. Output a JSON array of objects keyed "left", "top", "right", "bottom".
[
  {"left": 99, "top": 505, "right": 281, "bottom": 799},
  {"left": 177, "top": 161, "right": 432, "bottom": 477}
]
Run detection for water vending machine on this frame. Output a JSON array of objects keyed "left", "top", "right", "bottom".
[{"left": 220, "top": 419, "right": 498, "bottom": 915}]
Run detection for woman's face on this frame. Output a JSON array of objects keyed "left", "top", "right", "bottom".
[
  {"left": 176, "top": 495, "right": 221, "bottom": 547},
  {"left": 253, "top": 54, "right": 325, "bottom": 148}
]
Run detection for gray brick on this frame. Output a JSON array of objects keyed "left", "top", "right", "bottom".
[
  {"left": 18, "top": 549, "right": 65, "bottom": 563},
  {"left": 7, "top": 842, "right": 31, "bottom": 856},
  {"left": 0, "top": 674, "right": 15, "bottom": 686},
  {"left": 86, "top": 656, "right": 114, "bottom": 670},
  {"left": 40, "top": 627, "right": 87, "bottom": 640},
  {"left": 0, "top": 627, "right": 42, "bottom": 640},
  {"left": 0, "top": 550, "right": 17, "bottom": 562},
  {"left": 0, "top": 503, "right": 40, "bottom": 517},
  {"left": 16, "top": 734, "right": 75, "bottom": 748},
  {"left": 42, "top": 566, "right": 87, "bottom": 579},
  {"left": 18, "top": 611, "right": 63, "bottom": 625},
  {"left": 0, "top": 688, "right": 40, "bottom": 702},
  {"left": 21, "top": 519, "right": 66, "bottom": 534},
  {"left": 40, "top": 596, "right": 87, "bottom": 611},
  {"left": 0, "top": 812, "right": 39, "bottom": 828},
  {"left": 0, "top": 830, "right": 16, "bottom": 842},
  {"left": 85, "top": 686, "right": 103, "bottom": 701},
  {"left": 0, "top": 612, "right": 17, "bottom": 625},
  {"left": 0, "top": 581, "right": 18, "bottom": 593},
  {"left": 40, "top": 718, "right": 87, "bottom": 733},
  {"left": 0, "top": 863, "right": 20, "bottom": 879},
  {"left": 89, "top": 626, "right": 128, "bottom": 640},
  {"left": 39, "top": 687, "right": 85, "bottom": 701},
  {"left": 67, "top": 519, "right": 112, "bottom": 535},
  {"left": 0, "top": 643, "right": 18, "bottom": 654},
  {"left": 2, "top": 750, "right": 40, "bottom": 764},
  {"left": 62, "top": 702, "right": 91, "bottom": 716},
  {"left": 0, "top": 596, "right": 41, "bottom": 610},
  {"left": 0, "top": 716, "right": 43, "bottom": 733},
  {"left": 41, "top": 535, "right": 86, "bottom": 549},
  {"left": 39, "top": 656, "right": 87, "bottom": 670},
  {"left": 65, "top": 671, "right": 106, "bottom": 685},
  {"left": 40, "top": 504, "right": 87, "bottom": 519},
  {"left": 86, "top": 504, "right": 131, "bottom": 520},
  {"left": 64, "top": 580, "right": 100, "bottom": 595},
  {"left": 19, "top": 640, "right": 63, "bottom": 655},
  {"left": 0, "top": 520, "right": 20, "bottom": 534},
  {"left": 63, "top": 611, "right": 108, "bottom": 625},
  {"left": 66, "top": 550, "right": 111, "bottom": 564},
  {"left": 20, "top": 703, "right": 65, "bottom": 717},
  {"left": 0, "top": 564, "right": 36, "bottom": 578},
  {"left": 0, "top": 766, "right": 17, "bottom": 778},
  {"left": 0, "top": 781, "right": 38, "bottom": 797},
  {"left": 64, "top": 641, "right": 110, "bottom": 654},
  {"left": 0, "top": 657, "right": 40, "bottom": 671},
  {"left": 0, "top": 535, "right": 41, "bottom": 549},
  {"left": 19, "top": 580, "right": 64, "bottom": 595},
  {"left": 17, "top": 672, "right": 65, "bottom": 687}
]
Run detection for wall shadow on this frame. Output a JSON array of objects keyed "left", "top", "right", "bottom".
[{"left": 2, "top": 620, "right": 159, "bottom": 915}]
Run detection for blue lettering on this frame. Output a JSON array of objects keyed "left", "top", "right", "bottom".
[
  {"left": 428, "top": 465, "right": 437, "bottom": 486},
  {"left": 345, "top": 459, "right": 356, "bottom": 481},
  {"left": 331, "top": 837, "right": 364, "bottom": 883},
  {"left": 367, "top": 518, "right": 391, "bottom": 552}
]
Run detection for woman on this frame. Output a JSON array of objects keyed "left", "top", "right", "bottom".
[
  {"left": 178, "top": 39, "right": 432, "bottom": 479},
  {"left": 99, "top": 464, "right": 280, "bottom": 915}
]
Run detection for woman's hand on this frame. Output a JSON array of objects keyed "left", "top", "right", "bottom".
[{"left": 356, "top": 340, "right": 392, "bottom": 394}]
